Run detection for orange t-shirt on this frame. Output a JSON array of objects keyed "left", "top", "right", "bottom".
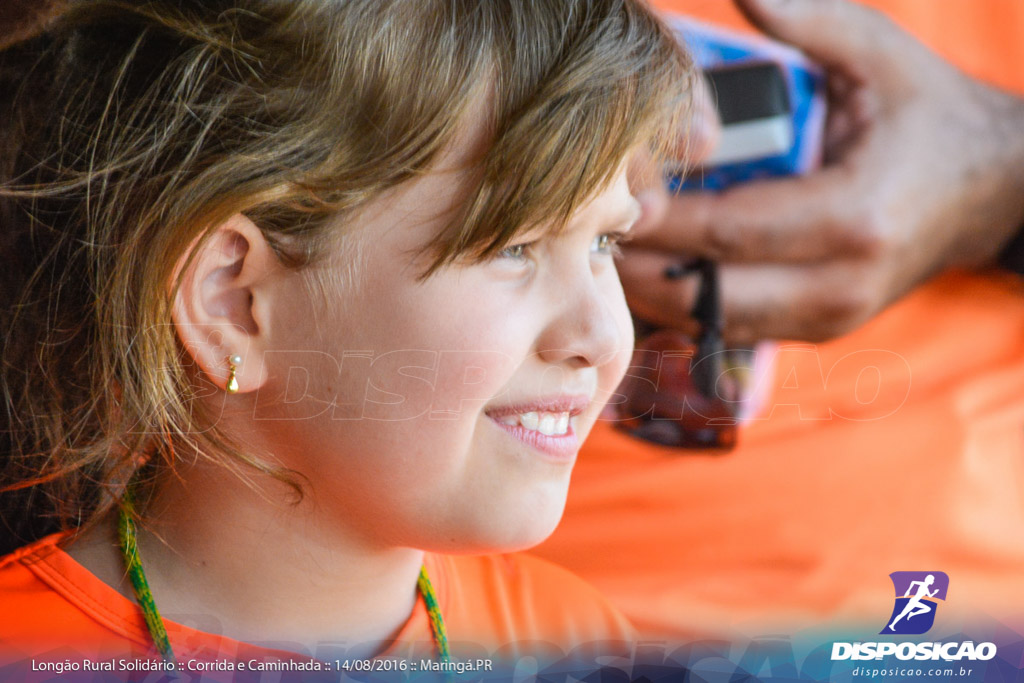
[
  {"left": 533, "top": 0, "right": 1024, "bottom": 641},
  {"left": 0, "top": 533, "right": 635, "bottom": 679}
]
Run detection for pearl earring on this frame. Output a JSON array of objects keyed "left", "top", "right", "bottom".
[{"left": 226, "top": 354, "right": 242, "bottom": 394}]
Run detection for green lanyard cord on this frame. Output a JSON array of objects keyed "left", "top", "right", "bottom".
[
  {"left": 117, "top": 493, "right": 176, "bottom": 663},
  {"left": 416, "top": 566, "right": 451, "bottom": 663},
  {"left": 117, "top": 498, "right": 451, "bottom": 666}
]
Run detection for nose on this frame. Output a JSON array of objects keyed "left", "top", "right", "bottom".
[{"left": 534, "top": 270, "right": 633, "bottom": 370}]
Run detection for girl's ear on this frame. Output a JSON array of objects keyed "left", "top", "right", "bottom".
[{"left": 171, "top": 214, "right": 276, "bottom": 394}]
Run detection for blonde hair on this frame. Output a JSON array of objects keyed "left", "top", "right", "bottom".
[{"left": 0, "top": 0, "right": 693, "bottom": 549}]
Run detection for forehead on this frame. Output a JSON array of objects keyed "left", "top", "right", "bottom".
[
  {"left": 359, "top": 142, "right": 640, "bottom": 253},
  {"left": 566, "top": 161, "right": 640, "bottom": 229}
]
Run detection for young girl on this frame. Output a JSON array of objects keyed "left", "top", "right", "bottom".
[{"left": 0, "top": 0, "right": 691, "bottom": 677}]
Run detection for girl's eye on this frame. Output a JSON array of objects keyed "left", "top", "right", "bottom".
[
  {"left": 496, "top": 231, "right": 632, "bottom": 262},
  {"left": 591, "top": 231, "right": 630, "bottom": 257},
  {"left": 498, "top": 242, "right": 531, "bottom": 260}
]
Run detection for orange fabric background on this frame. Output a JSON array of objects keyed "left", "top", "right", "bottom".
[
  {"left": 0, "top": 533, "right": 635, "bottom": 673},
  {"left": 533, "top": 0, "right": 1024, "bottom": 640},
  {"left": 653, "top": 0, "right": 1024, "bottom": 92}
]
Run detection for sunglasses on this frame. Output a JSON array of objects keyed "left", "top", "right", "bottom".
[{"left": 611, "top": 258, "right": 754, "bottom": 452}]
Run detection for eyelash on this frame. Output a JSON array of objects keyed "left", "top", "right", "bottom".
[{"left": 498, "top": 231, "right": 633, "bottom": 261}]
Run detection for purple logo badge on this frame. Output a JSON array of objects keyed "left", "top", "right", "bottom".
[{"left": 880, "top": 571, "right": 949, "bottom": 635}]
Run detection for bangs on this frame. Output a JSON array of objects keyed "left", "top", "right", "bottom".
[{"left": 418, "top": 0, "right": 693, "bottom": 276}]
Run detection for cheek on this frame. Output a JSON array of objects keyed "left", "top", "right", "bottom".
[
  {"left": 342, "top": 320, "right": 522, "bottom": 423},
  {"left": 421, "top": 348, "right": 521, "bottom": 418},
  {"left": 306, "top": 311, "right": 523, "bottom": 463}
]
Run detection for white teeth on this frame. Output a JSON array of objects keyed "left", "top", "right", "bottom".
[
  {"left": 494, "top": 410, "right": 571, "bottom": 436},
  {"left": 538, "top": 414, "right": 557, "bottom": 436},
  {"left": 555, "top": 413, "right": 569, "bottom": 434}
]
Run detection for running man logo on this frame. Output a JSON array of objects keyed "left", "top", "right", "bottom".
[{"left": 880, "top": 571, "right": 949, "bottom": 635}]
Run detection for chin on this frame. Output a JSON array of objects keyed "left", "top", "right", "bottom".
[
  {"left": 487, "top": 481, "right": 570, "bottom": 552},
  {"left": 423, "top": 491, "right": 568, "bottom": 555},
  {"left": 491, "top": 508, "right": 565, "bottom": 553}
]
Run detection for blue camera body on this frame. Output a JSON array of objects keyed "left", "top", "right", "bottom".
[{"left": 667, "top": 16, "right": 827, "bottom": 192}]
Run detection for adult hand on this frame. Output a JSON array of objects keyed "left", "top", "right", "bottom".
[{"left": 623, "top": 0, "right": 1024, "bottom": 342}]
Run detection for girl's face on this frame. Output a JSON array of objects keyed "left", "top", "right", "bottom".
[{"left": 255, "top": 152, "right": 638, "bottom": 553}]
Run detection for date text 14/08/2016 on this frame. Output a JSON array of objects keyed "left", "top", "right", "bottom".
[{"left": 339, "top": 658, "right": 495, "bottom": 674}]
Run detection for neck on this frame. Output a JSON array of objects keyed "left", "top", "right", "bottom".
[{"left": 128, "top": 458, "right": 424, "bottom": 659}]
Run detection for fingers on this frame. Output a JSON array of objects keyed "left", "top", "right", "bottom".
[
  {"left": 734, "top": 0, "right": 900, "bottom": 79},
  {"left": 618, "top": 246, "right": 881, "bottom": 342},
  {"left": 630, "top": 167, "right": 885, "bottom": 264},
  {"left": 617, "top": 247, "right": 702, "bottom": 337}
]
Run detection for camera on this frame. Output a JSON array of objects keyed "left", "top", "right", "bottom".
[{"left": 612, "top": 16, "right": 827, "bottom": 451}]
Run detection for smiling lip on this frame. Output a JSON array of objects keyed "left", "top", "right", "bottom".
[{"left": 484, "top": 394, "right": 590, "bottom": 461}]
